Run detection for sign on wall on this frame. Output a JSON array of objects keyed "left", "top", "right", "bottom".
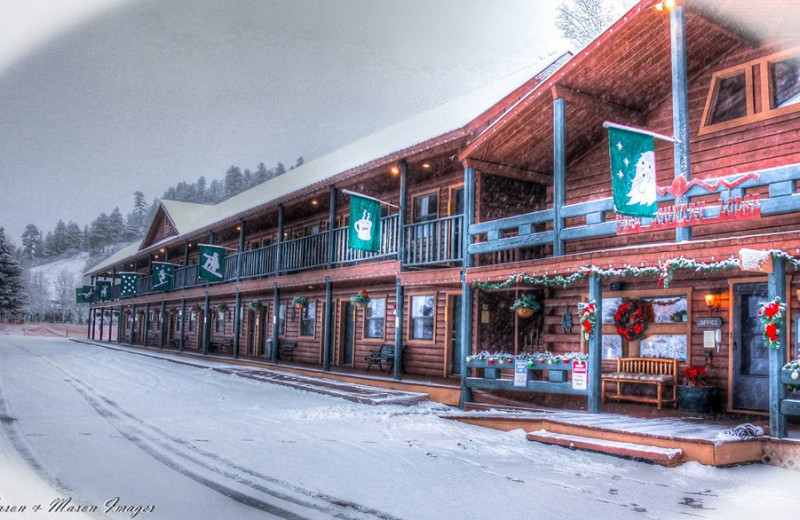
[{"left": 572, "top": 360, "right": 587, "bottom": 391}]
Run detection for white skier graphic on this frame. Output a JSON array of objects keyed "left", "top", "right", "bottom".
[
  {"left": 156, "top": 267, "right": 167, "bottom": 286},
  {"left": 100, "top": 286, "right": 108, "bottom": 298},
  {"left": 202, "top": 251, "right": 223, "bottom": 278},
  {"left": 354, "top": 210, "right": 373, "bottom": 241},
  {"left": 626, "top": 150, "right": 657, "bottom": 207}
]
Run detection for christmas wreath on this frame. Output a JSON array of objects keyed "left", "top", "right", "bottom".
[
  {"left": 614, "top": 299, "right": 649, "bottom": 340},
  {"left": 758, "top": 296, "right": 785, "bottom": 349}
]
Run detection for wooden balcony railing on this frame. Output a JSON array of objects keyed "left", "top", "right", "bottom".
[
  {"left": 403, "top": 215, "right": 464, "bottom": 267},
  {"left": 331, "top": 214, "right": 399, "bottom": 265}
]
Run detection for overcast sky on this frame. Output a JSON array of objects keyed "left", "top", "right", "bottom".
[{"left": 0, "top": 0, "right": 568, "bottom": 244}]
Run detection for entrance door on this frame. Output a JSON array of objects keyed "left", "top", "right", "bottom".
[
  {"left": 450, "top": 295, "right": 463, "bottom": 375},
  {"left": 732, "top": 282, "right": 769, "bottom": 411},
  {"left": 343, "top": 302, "right": 355, "bottom": 365}
]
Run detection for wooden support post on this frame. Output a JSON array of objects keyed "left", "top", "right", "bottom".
[
  {"left": 236, "top": 219, "right": 246, "bottom": 281},
  {"left": 323, "top": 277, "right": 333, "bottom": 372},
  {"left": 553, "top": 97, "right": 566, "bottom": 257},
  {"left": 394, "top": 278, "right": 404, "bottom": 380},
  {"left": 233, "top": 289, "right": 241, "bottom": 359},
  {"left": 202, "top": 292, "right": 210, "bottom": 355},
  {"left": 588, "top": 275, "right": 603, "bottom": 413},
  {"left": 98, "top": 308, "right": 104, "bottom": 342},
  {"left": 108, "top": 306, "right": 114, "bottom": 342},
  {"left": 397, "top": 160, "right": 408, "bottom": 267},
  {"left": 183, "top": 241, "right": 189, "bottom": 266},
  {"left": 276, "top": 205, "right": 285, "bottom": 275},
  {"left": 271, "top": 283, "right": 280, "bottom": 363},
  {"left": 159, "top": 301, "right": 166, "bottom": 347},
  {"left": 769, "top": 256, "right": 787, "bottom": 438},
  {"left": 671, "top": 5, "right": 692, "bottom": 243},
  {"left": 179, "top": 298, "right": 186, "bottom": 351},
  {"left": 87, "top": 307, "right": 92, "bottom": 339},
  {"left": 327, "top": 185, "right": 337, "bottom": 268},
  {"left": 130, "top": 304, "right": 136, "bottom": 344},
  {"left": 460, "top": 165, "right": 476, "bottom": 408},
  {"left": 143, "top": 302, "right": 150, "bottom": 345}
]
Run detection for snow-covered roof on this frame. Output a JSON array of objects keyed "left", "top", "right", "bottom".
[
  {"left": 85, "top": 52, "right": 569, "bottom": 277},
  {"left": 86, "top": 240, "right": 143, "bottom": 276}
]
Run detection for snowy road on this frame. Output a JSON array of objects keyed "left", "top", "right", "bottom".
[{"left": 0, "top": 337, "right": 799, "bottom": 520}]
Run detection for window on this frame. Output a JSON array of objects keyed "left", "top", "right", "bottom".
[
  {"left": 700, "top": 47, "right": 800, "bottom": 135},
  {"left": 175, "top": 311, "right": 181, "bottom": 332},
  {"left": 410, "top": 295, "right": 435, "bottom": 340},
  {"left": 365, "top": 297, "right": 386, "bottom": 339},
  {"left": 215, "top": 310, "right": 225, "bottom": 333},
  {"left": 300, "top": 301, "right": 316, "bottom": 337},
  {"left": 413, "top": 193, "right": 438, "bottom": 223},
  {"left": 189, "top": 311, "right": 197, "bottom": 332},
  {"left": 278, "top": 303, "right": 286, "bottom": 336},
  {"left": 770, "top": 55, "right": 800, "bottom": 108}
]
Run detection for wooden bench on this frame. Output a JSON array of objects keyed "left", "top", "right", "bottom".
[
  {"left": 602, "top": 357, "right": 678, "bottom": 410},
  {"left": 211, "top": 337, "right": 234, "bottom": 354},
  {"left": 278, "top": 341, "right": 297, "bottom": 361},
  {"left": 169, "top": 335, "right": 189, "bottom": 348},
  {"left": 365, "top": 344, "right": 395, "bottom": 372}
]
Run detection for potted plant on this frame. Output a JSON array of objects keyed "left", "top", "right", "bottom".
[
  {"left": 190, "top": 304, "right": 202, "bottom": 313},
  {"left": 216, "top": 303, "right": 229, "bottom": 313},
  {"left": 291, "top": 297, "right": 309, "bottom": 309},
  {"left": 351, "top": 290, "right": 370, "bottom": 307},
  {"left": 510, "top": 293, "right": 540, "bottom": 319},
  {"left": 677, "top": 366, "right": 719, "bottom": 413},
  {"left": 248, "top": 299, "right": 263, "bottom": 311}
]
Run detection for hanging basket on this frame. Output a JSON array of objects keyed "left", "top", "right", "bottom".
[
  {"left": 516, "top": 307, "right": 535, "bottom": 319},
  {"left": 291, "top": 297, "right": 308, "bottom": 309}
]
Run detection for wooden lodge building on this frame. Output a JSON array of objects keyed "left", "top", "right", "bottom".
[{"left": 86, "top": 0, "right": 800, "bottom": 434}]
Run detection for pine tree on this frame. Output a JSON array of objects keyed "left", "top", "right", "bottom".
[
  {"left": 133, "top": 191, "right": 148, "bottom": 234},
  {"left": 295, "top": 156, "right": 304, "bottom": 168},
  {"left": 21, "top": 224, "right": 42, "bottom": 260},
  {"left": 243, "top": 168, "right": 254, "bottom": 189},
  {"left": 109, "top": 207, "right": 125, "bottom": 242},
  {"left": 254, "top": 163, "right": 269, "bottom": 184},
  {"left": 223, "top": 166, "right": 244, "bottom": 199},
  {"left": 275, "top": 162, "right": 286, "bottom": 176},
  {"left": 0, "top": 228, "right": 25, "bottom": 316},
  {"left": 196, "top": 176, "right": 207, "bottom": 203}
]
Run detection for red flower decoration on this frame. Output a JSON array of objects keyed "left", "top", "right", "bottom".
[{"left": 765, "top": 323, "right": 778, "bottom": 341}]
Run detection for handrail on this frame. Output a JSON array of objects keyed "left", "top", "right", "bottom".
[{"left": 403, "top": 214, "right": 463, "bottom": 266}]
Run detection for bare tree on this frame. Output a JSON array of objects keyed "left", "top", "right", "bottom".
[
  {"left": 556, "top": 0, "right": 637, "bottom": 48},
  {"left": 25, "top": 271, "right": 51, "bottom": 321},
  {"left": 55, "top": 268, "right": 79, "bottom": 323}
]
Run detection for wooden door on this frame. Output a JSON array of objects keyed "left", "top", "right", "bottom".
[{"left": 731, "top": 282, "right": 769, "bottom": 411}]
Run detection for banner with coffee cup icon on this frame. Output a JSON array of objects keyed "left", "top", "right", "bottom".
[{"left": 348, "top": 193, "right": 381, "bottom": 252}]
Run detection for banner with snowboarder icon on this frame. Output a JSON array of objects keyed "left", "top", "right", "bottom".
[
  {"left": 151, "top": 262, "right": 175, "bottom": 292},
  {"left": 608, "top": 126, "right": 658, "bottom": 218},
  {"left": 198, "top": 244, "right": 226, "bottom": 282},
  {"left": 96, "top": 280, "right": 112, "bottom": 301},
  {"left": 347, "top": 193, "right": 381, "bottom": 252},
  {"left": 75, "top": 285, "right": 95, "bottom": 303},
  {"left": 120, "top": 272, "right": 139, "bottom": 297}
]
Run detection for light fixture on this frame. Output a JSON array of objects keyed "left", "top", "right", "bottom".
[
  {"left": 796, "top": 289, "right": 800, "bottom": 303},
  {"left": 704, "top": 292, "right": 720, "bottom": 312},
  {"left": 311, "top": 198, "right": 319, "bottom": 206},
  {"left": 236, "top": 225, "right": 242, "bottom": 231},
  {"left": 654, "top": 0, "right": 679, "bottom": 11},
  {"left": 160, "top": 248, "right": 166, "bottom": 253},
  {"left": 389, "top": 165, "right": 400, "bottom": 176},
  {"left": 421, "top": 162, "right": 431, "bottom": 170}
]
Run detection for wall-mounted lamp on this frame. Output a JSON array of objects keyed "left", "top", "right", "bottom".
[
  {"left": 654, "top": 0, "right": 679, "bottom": 11},
  {"left": 796, "top": 288, "right": 800, "bottom": 303},
  {"left": 389, "top": 165, "right": 400, "bottom": 177},
  {"left": 421, "top": 162, "right": 431, "bottom": 170},
  {"left": 704, "top": 292, "right": 721, "bottom": 312},
  {"left": 311, "top": 198, "right": 319, "bottom": 207}
]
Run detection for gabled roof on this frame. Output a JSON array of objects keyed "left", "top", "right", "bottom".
[{"left": 85, "top": 51, "right": 570, "bottom": 277}]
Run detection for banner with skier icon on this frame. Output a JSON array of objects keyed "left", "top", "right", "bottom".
[
  {"left": 151, "top": 262, "right": 175, "bottom": 292},
  {"left": 96, "top": 280, "right": 112, "bottom": 301}
]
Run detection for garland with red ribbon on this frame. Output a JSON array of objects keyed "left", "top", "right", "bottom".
[{"left": 758, "top": 297, "right": 785, "bottom": 349}]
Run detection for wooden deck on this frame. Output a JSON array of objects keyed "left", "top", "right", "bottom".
[{"left": 446, "top": 405, "right": 768, "bottom": 467}]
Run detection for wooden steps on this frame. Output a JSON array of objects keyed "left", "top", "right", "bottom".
[{"left": 527, "top": 429, "right": 684, "bottom": 466}]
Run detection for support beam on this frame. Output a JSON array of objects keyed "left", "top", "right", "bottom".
[
  {"left": 462, "top": 158, "right": 551, "bottom": 186},
  {"left": 98, "top": 308, "right": 104, "bottom": 341},
  {"left": 130, "top": 304, "right": 136, "bottom": 344},
  {"left": 143, "top": 302, "right": 150, "bottom": 346},
  {"left": 551, "top": 84, "right": 645, "bottom": 126},
  {"left": 460, "top": 165, "right": 476, "bottom": 408},
  {"left": 271, "top": 283, "right": 280, "bottom": 363},
  {"left": 588, "top": 275, "right": 603, "bottom": 414},
  {"left": 327, "top": 185, "right": 337, "bottom": 268},
  {"left": 179, "top": 298, "right": 186, "bottom": 351},
  {"left": 397, "top": 160, "right": 408, "bottom": 267},
  {"left": 183, "top": 241, "right": 189, "bottom": 266},
  {"left": 233, "top": 289, "right": 241, "bottom": 359},
  {"left": 769, "top": 256, "right": 787, "bottom": 438},
  {"left": 553, "top": 96, "right": 567, "bottom": 257},
  {"left": 159, "top": 300, "right": 166, "bottom": 348},
  {"left": 276, "top": 205, "right": 285, "bottom": 274},
  {"left": 671, "top": 5, "right": 692, "bottom": 242},
  {"left": 86, "top": 308, "right": 92, "bottom": 340},
  {"left": 394, "top": 279, "right": 404, "bottom": 381},
  {"left": 236, "top": 220, "right": 246, "bottom": 281},
  {"left": 202, "top": 292, "right": 210, "bottom": 355},
  {"left": 108, "top": 306, "right": 114, "bottom": 342},
  {"left": 323, "top": 277, "right": 333, "bottom": 372}
]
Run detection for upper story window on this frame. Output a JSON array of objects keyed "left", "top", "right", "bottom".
[
  {"left": 700, "top": 47, "right": 800, "bottom": 135},
  {"left": 413, "top": 193, "right": 438, "bottom": 223}
]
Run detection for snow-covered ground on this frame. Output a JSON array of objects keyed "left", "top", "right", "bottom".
[
  {"left": 28, "top": 252, "right": 89, "bottom": 298},
  {"left": 1, "top": 336, "right": 799, "bottom": 520}
]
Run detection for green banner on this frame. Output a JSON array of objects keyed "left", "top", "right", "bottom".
[
  {"left": 120, "top": 272, "right": 139, "bottom": 297},
  {"left": 76, "top": 286, "right": 94, "bottom": 303},
  {"left": 199, "top": 244, "right": 226, "bottom": 282},
  {"left": 608, "top": 126, "right": 658, "bottom": 218},
  {"left": 96, "top": 280, "right": 112, "bottom": 301},
  {"left": 151, "top": 262, "right": 175, "bottom": 292},
  {"left": 348, "top": 193, "right": 381, "bottom": 252}
]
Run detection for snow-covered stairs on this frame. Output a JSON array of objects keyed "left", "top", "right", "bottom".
[{"left": 527, "top": 429, "right": 685, "bottom": 466}]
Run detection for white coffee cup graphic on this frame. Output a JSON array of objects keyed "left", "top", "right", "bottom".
[{"left": 354, "top": 210, "right": 373, "bottom": 241}]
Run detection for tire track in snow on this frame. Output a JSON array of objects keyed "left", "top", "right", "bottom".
[{"left": 23, "top": 344, "right": 401, "bottom": 520}]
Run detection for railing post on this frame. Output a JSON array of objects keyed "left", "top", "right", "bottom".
[
  {"left": 276, "top": 205, "right": 285, "bottom": 275},
  {"left": 130, "top": 304, "right": 136, "bottom": 344},
  {"left": 394, "top": 278, "right": 404, "bottom": 381},
  {"left": 233, "top": 289, "right": 241, "bottom": 359},
  {"left": 179, "top": 298, "right": 186, "bottom": 351},
  {"left": 143, "top": 302, "right": 150, "bottom": 346},
  {"left": 237, "top": 219, "right": 246, "bottom": 281},
  {"left": 327, "top": 185, "right": 337, "bottom": 268},
  {"left": 769, "top": 256, "right": 787, "bottom": 438},
  {"left": 202, "top": 292, "right": 210, "bottom": 355},
  {"left": 553, "top": 96, "right": 566, "bottom": 257},
  {"left": 183, "top": 240, "right": 189, "bottom": 266},
  {"left": 323, "top": 276, "right": 333, "bottom": 372},
  {"left": 460, "top": 165, "right": 476, "bottom": 408},
  {"left": 108, "top": 306, "right": 114, "bottom": 342},
  {"left": 398, "top": 160, "right": 408, "bottom": 268},
  {"left": 271, "top": 282, "right": 280, "bottom": 363},
  {"left": 160, "top": 300, "right": 166, "bottom": 348},
  {"left": 671, "top": 5, "right": 692, "bottom": 242},
  {"left": 98, "top": 308, "right": 104, "bottom": 342},
  {"left": 588, "top": 275, "right": 603, "bottom": 414}
]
